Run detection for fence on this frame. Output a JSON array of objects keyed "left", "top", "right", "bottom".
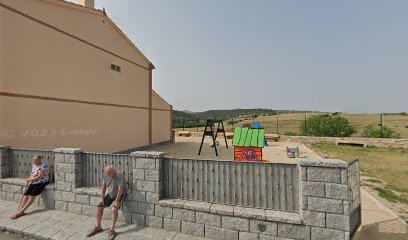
[
  {"left": 10, "top": 149, "right": 55, "bottom": 181},
  {"left": 162, "top": 158, "right": 299, "bottom": 212},
  {"left": 0, "top": 145, "right": 361, "bottom": 240},
  {"left": 174, "top": 113, "right": 408, "bottom": 138},
  {"left": 81, "top": 152, "right": 135, "bottom": 190}
]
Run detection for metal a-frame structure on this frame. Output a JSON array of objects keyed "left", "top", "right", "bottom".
[{"left": 198, "top": 120, "right": 228, "bottom": 156}]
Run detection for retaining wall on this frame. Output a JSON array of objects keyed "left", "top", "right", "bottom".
[
  {"left": 281, "top": 136, "right": 408, "bottom": 149},
  {"left": 0, "top": 145, "right": 361, "bottom": 240},
  {"left": 179, "top": 131, "right": 408, "bottom": 149}
]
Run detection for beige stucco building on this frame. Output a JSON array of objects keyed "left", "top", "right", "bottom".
[{"left": 0, "top": 0, "right": 172, "bottom": 153}]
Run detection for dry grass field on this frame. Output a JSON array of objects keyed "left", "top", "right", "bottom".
[{"left": 177, "top": 113, "right": 408, "bottom": 138}]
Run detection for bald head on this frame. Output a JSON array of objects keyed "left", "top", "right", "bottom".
[{"left": 104, "top": 165, "right": 116, "bottom": 178}]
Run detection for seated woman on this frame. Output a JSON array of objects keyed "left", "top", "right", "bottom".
[{"left": 10, "top": 155, "right": 49, "bottom": 219}]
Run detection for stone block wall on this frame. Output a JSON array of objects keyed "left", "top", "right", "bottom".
[
  {"left": 0, "top": 145, "right": 53, "bottom": 208},
  {"left": 299, "top": 159, "right": 356, "bottom": 240},
  {"left": 0, "top": 178, "right": 56, "bottom": 209},
  {"left": 0, "top": 145, "right": 361, "bottom": 240}
]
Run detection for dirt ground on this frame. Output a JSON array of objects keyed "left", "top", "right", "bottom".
[{"left": 146, "top": 136, "right": 320, "bottom": 164}]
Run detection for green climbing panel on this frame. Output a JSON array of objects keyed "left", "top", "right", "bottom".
[{"left": 233, "top": 127, "right": 265, "bottom": 148}]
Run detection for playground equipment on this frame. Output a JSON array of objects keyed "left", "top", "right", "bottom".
[
  {"left": 198, "top": 120, "right": 228, "bottom": 156},
  {"left": 253, "top": 121, "right": 268, "bottom": 146},
  {"left": 232, "top": 127, "right": 265, "bottom": 162}
]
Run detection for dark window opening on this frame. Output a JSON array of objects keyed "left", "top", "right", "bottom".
[{"left": 111, "top": 64, "right": 121, "bottom": 72}]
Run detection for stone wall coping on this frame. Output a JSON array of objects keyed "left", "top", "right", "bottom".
[
  {"left": 73, "top": 187, "right": 102, "bottom": 196},
  {"left": 0, "top": 145, "right": 11, "bottom": 149},
  {"left": 158, "top": 199, "right": 187, "bottom": 208},
  {"left": 53, "top": 148, "right": 83, "bottom": 153},
  {"left": 130, "top": 151, "right": 164, "bottom": 158},
  {"left": 158, "top": 199, "right": 302, "bottom": 224},
  {"left": 0, "top": 178, "right": 55, "bottom": 190},
  {"left": 282, "top": 135, "right": 408, "bottom": 141},
  {"left": 265, "top": 210, "right": 302, "bottom": 224},
  {"left": 0, "top": 178, "right": 27, "bottom": 186},
  {"left": 299, "top": 159, "right": 348, "bottom": 168}
]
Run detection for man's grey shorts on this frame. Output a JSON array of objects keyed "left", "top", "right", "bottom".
[{"left": 97, "top": 193, "right": 127, "bottom": 209}]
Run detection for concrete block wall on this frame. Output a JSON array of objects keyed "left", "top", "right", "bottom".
[
  {"left": 0, "top": 146, "right": 35, "bottom": 205},
  {"left": 0, "top": 146, "right": 360, "bottom": 240},
  {"left": 53, "top": 148, "right": 86, "bottom": 213},
  {"left": 0, "top": 145, "right": 12, "bottom": 178},
  {"left": 299, "top": 159, "right": 354, "bottom": 240},
  {"left": 128, "top": 151, "right": 163, "bottom": 226}
]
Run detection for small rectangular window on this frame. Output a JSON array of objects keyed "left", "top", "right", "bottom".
[{"left": 111, "top": 64, "right": 121, "bottom": 72}]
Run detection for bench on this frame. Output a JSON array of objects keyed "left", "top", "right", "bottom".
[
  {"left": 265, "top": 134, "right": 280, "bottom": 142},
  {"left": 178, "top": 131, "right": 191, "bottom": 137},
  {"left": 225, "top": 132, "right": 234, "bottom": 139}
]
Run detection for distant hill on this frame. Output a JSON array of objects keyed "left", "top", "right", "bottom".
[
  {"left": 174, "top": 108, "right": 277, "bottom": 120},
  {"left": 172, "top": 108, "right": 313, "bottom": 128}
]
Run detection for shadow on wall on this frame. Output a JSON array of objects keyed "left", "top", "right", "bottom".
[{"left": 353, "top": 219, "right": 408, "bottom": 240}]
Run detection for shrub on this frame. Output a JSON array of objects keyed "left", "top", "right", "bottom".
[
  {"left": 242, "top": 123, "right": 252, "bottom": 128},
  {"left": 300, "top": 115, "right": 355, "bottom": 137},
  {"left": 362, "top": 125, "right": 400, "bottom": 138}
]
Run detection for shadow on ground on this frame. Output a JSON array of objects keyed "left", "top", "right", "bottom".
[{"left": 354, "top": 219, "right": 408, "bottom": 240}]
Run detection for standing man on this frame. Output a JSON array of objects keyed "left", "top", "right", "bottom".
[{"left": 87, "top": 165, "right": 127, "bottom": 240}]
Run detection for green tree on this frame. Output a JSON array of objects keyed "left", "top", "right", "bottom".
[
  {"left": 362, "top": 125, "right": 400, "bottom": 138},
  {"left": 300, "top": 115, "right": 355, "bottom": 137}
]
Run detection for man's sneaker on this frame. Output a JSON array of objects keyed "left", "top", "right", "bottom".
[
  {"left": 107, "top": 229, "right": 116, "bottom": 240},
  {"left": 86, "top": 226, "right": 103, "bottom": 237}
]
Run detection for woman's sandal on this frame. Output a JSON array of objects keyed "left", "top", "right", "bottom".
[{"left": 10, "top": 212, "right": 24, "bottom": 220}]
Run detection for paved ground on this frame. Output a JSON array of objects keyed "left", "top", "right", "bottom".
[
  {"left": 145, "top": 136, "right": 319, "bottom": 163},
  {"left": 1, "top": 192, "right": 406, "bottom": 240},
  {"left": 0, "top": 200, "right": 206, "bottom": 240},
  {"left": 354, "top": 189, "right": 408, "bottom": 240},
  {"left": 1, "top": 191, "right": 407, "bottom": 240}
]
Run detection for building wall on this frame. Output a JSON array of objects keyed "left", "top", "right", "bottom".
[
  {"left": 152, "top": 91, "right": 172, "bottom": 144},
  {"left": 0, "top": 0, "right": 171, "bottom": 152},
  {"left": 0, "top": 0, "right": 150, "bottom": 69},
  {"left": 0, "top": 97, "right": 149, "bottom": 152},
  {"left": 0, "top": 0, "right": 150, "bottom": 106}
]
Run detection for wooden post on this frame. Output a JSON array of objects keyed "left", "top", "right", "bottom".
[
  {"left": 304, "top": 115, "right": 307, "bottom": 135},
  {"left": 380, "top": 113, "right": 384, "bottom": 138}
]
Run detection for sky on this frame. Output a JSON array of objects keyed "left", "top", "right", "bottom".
[{"left": 91, "top": 0, "right": 407, "bottom": 113}]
